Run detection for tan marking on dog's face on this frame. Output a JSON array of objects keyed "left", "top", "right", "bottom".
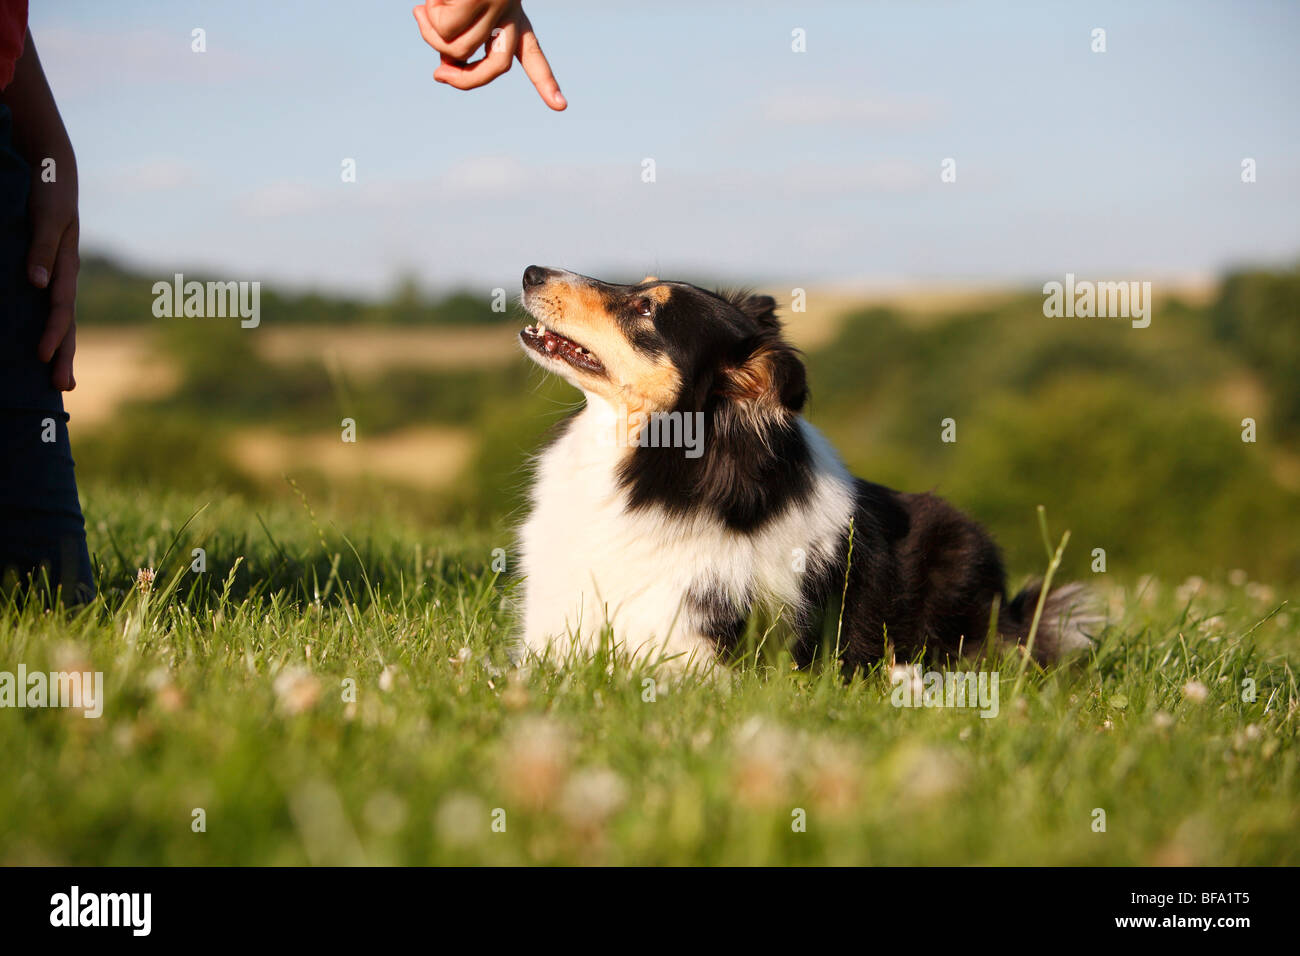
[{"left": 522, "top": 274, "right": 681, "bottom": 420}]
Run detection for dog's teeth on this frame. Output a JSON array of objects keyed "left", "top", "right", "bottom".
[{"left": 537, "top": 323, "right": 546, "bottom": 334}]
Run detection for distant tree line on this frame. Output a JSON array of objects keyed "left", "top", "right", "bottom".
[{"left": 77, "top": 253, "right": 506, "bottom": 326}]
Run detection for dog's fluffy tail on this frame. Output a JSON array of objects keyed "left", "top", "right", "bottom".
[{"left": 998, "top": 581, "right": 1100, "bottom": 662}]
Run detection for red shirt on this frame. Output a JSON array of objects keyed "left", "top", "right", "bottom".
[{"left": 0, "top": 0, "right": 27, "bottom": 90}]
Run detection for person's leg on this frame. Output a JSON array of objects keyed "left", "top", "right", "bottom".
[{"left": 0, "top": 103, "right": 93, "bottom": 603}]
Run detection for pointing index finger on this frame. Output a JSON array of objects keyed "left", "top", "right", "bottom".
[{"left": 515, "top": 12, "right": 565, "bottom": 110}]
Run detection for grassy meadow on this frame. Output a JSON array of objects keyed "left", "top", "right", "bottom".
[{"left": 1, "top": 260, "right": 1298, "bottom": 865}]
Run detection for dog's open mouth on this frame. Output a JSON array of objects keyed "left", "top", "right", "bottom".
[{"left": 520, "top": 323, "right": 606, "bottom": 375}]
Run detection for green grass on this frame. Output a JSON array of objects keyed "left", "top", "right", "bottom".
[{"left": 1, "top": 484, "right": 1297, "bottom": 865}]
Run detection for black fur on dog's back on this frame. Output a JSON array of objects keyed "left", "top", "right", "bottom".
[{"left": 792, "top": 480, "right": 1088, "bottom": 670}]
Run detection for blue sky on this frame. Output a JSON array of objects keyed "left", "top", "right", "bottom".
[{"left": 30, "top": 0, "right": 1300, "bottom": 296}]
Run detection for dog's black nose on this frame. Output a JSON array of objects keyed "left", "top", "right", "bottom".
[{"left": 523, "top": 265, "right": 550, "bottom": 288}]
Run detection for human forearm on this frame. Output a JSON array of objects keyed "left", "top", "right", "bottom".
[
  {"left": 2, "top": 28, "right": 80, "bottom": 390},
  {"left": 1, "top": 30, "right": 75, "bottom": 175}
]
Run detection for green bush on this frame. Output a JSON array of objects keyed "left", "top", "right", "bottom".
[{"left": 1210, "top": 266, "right": 1300, "bottom": 437}]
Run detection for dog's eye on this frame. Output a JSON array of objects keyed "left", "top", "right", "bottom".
[{"left": 631, "top": 297, "right": 653, "bottom": 318}]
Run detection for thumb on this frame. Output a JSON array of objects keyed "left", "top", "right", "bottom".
[{"left": 27, "top": 220, "right": 61, "bottom": 289}]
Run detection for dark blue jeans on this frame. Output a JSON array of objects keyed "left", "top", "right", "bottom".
[{"left": 0, "top": 103, "right": 94, "bottom": 602}]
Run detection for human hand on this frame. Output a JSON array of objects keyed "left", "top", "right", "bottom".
[
  {"left": 413, "top": 0, "right": 566, "bottom": 111},
  {"left": 28, "top": 152, "right": 79, "bottom": 392}
]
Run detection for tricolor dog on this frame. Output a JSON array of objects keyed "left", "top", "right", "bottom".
[{"left": 516, "top": 266, "right": 1093, "bottom": 673}]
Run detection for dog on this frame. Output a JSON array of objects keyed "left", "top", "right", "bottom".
[{"left": 516, "top": 266, "right": 1093, "bottom": 673}]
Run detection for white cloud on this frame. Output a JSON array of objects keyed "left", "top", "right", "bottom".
[
  {"left": 230, "top": 154, "right": 927, "bottom": 224},
  {"left": 234, "top": 181, "right": 328, "bottom": 218},
  {"left": 756, "top": 90, "right": 945, "bottom": 127},
  {"left": 442, "top": 156, "right": 533, "bottom": 195},
  {"left": 93, "top": 159, "right": 197, "bottom": 193}
]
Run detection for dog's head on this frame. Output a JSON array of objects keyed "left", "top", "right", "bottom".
[{"left": 518, "top": 266, "right": 806, "bottom": 421}]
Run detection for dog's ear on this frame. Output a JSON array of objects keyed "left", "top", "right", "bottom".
[
  {"left": 733, "top": 293, "right": 780, "bottom": 331},
  {"left": 716, "top": 336, "right": 808, "bottom": 413}
]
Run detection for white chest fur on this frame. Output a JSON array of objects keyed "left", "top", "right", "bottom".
[{"left": 517, "top": 402, "right": 856, "bottom": 668}]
